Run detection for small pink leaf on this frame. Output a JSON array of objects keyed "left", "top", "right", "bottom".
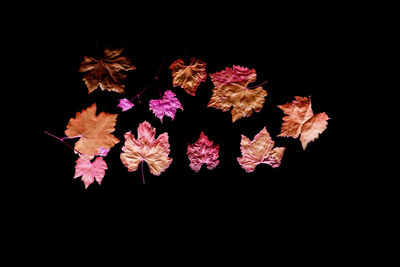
[
  {"left": 149, "top": 90, "right": 183, "bottom": 122},
  {"left": 97, "top": 146, "right": 110, "bottom": 157},
  {"left": 118, "top": 98, "right": 134, "bottom": 111},
  {"left": 187, "top": 132, "right": 220, "bottom": 172},
  {"left": 74, "top": 156, "right": 108, "bottom": 189}
]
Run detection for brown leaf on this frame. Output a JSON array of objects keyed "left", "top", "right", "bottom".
[
  {"left": 278, "top": 96, "right": 329, "bottom": 149},
  {"left": 79, "top": 48, "right": 136, "bottom": 94},
  {"left": 207, "top": 65, "right": 267, "bottom": 122},
  {"left": 65, "top": 104, "right": 120, "bottom": 156},
  {"left": 169, "top": 58, "right": 207, "bottom": 96}
]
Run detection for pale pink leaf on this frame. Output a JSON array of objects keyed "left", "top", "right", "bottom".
[
  {"left": 74, "top": 156, "right": 108, "bottom": 189},
  {"left": 149, "top": 90, "right": 183, "bottom": 122},
  {"left": 187, "top": 132, "right": 220, "bottom": 172},
  {"left": 237, "top": 127, "right": 285, "bottom": 173}
]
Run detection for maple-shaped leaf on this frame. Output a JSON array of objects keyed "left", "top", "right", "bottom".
[
  {"left": 120, "top": 121, "right": 172, "bottom": 176},
  {"left": 237, "top": 127, "right": 285, "bottom": 173},
  {"left": 278, "top": 96, "right": 329, "bottom": 150},
  {"left": 118, "top": 98, "right": 135, "bottom": 111},
  {"left": 65, "top": 103, "right": 120, "bottom": 156},
  {"left": 187, "top": 131, "right": 220, "bottom": 172},
  {"left": 207, "top": 65, "right": 267, "bottom": 122},
  {"left": 169, "top": 58, "right": 207, "bottom": 96},
  {"left": 149, "top": 90, "right": 183, "bottom": 122},
  {"left": 79, "top": 48, "right": 136, "bottom": 94},
  {"left": 74, "top": 156, "right": 107, "bottom": 189}
]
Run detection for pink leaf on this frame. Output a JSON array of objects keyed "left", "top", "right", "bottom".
[
  {"left": 149, "top": 90, "right": 183, "bottom": 122},
  {"left": 118, "top": 98, "right": 134, "bottom": 111},
  {"left": 187, "top": 131, "right": 220, "bottom": 172},
  {"left": 74, "top": 156, "right": 108, "bottom": 189},
  {"left": 97, "top": 146, "right": 110, "bottom": 157}
]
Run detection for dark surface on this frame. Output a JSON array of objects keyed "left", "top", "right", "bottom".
[{"left": 34, "top": 7, "right": 345, "bottom": 197}]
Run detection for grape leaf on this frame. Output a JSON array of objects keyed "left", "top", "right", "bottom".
[
  {"left": 237, "top": 127, "right": 285, "bottom": 173},
  {"left": 207, "top": 65, "right": 267, "bottom": 122},
  {"left": 278, "top": 96, "right": 329, "bottom": 150},
  {"left": 118, "top": 98, "right": 134, "bottom": 111},
  {"left": 187, "top": 131, "right": 220, "bottom": 172},
  {"left": 169, "top": 58, "right": 207, "bottom": 96},
  {"left": 120, "top": 121, "right": 173, "bottom": 176},
  {"left": 74, "top": 156, "right": 107, "bottom": 189},
  {"left": 65, "top": 103, "right": 120, "bottom": 156},
  {"left": 149, "top": 90, "right": 183, "bottom": 122},
  {"left": 79, "top": 48, "right": 136, "bottom": 94}
]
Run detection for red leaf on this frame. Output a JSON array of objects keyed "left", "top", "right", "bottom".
[{"left": 187, "top": 132, "right": 220, "bottom": 172}]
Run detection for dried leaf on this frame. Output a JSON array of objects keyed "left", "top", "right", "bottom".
[
  {"left": 237, "top": 127, "right": 285, "bottom": 173},
  {"left": 278, "top": 96, "right": 329, "bottom": 149},
  {"left": 118, "top": 98, "right": 135, "bottom": 111},
  {"left": 79, "top": 48, "right": 136, "bottom": 94},
  {"left": 169, "top": 58, "right": 207, "bottom": 96},
  {"left": 207, "top": 65, "right": 267, "bottom": 122},
  {"left": 65, "top": 103, "right": 120, "bottom": 156},
  {"left": 74, "top": 156, "right": 107, "bottom": 189},
  {"left": 149, "top": 90, "right": 183, "bottom": 122},
  {"left": 187, "top": 132, "right": 220, "bottom": 172},
  {"left": 120, "top": 121, "right": 172, "bottom": 176}
]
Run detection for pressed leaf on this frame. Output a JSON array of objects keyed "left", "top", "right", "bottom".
[
  {"left": 237, "top": 127, "right": 285, "bottom": 173},
  {"left": 169, "top": 58, "right": 207, "bottom": 96},
  {"left": 149, "top": 90, "right": 183, "bottom": 122},
  {"left": 74, "top": 156, "right": 107, "bottom": 189},
  {"left": 120, "top": 121, "right": 172, "bottom": 176},
  {"left": 278, "top": 96, "right": 329, "bottom": 149},
  {"left": 207, "top": 65, "right": 267, "bottom": 122},
  {"left": 187, "top": 131, "right": 220, "bottom": 172},
  {"left": 79, "top": 48, "right": 136, "bottom": 94},
  {"left": 117, "top": 98, "right": 135, "bottom": 111},
  {"left": 65, "top": 103, "right": 120, "bottom": 156}
]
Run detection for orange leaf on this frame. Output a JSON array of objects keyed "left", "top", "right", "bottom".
[
  {"left": 207, "top": 65, "right": 267, "bottom": 122},
  {"left": 65, "top": 104, "right": 120, "bottom": 156},
  {"left": 79, "top": 48, "right": 136, "bottom": 94},
  {"left": 169, "top": 58, "right": 207, "bottom": 96},
  {"left": 237, "top": 127, "right": 285, "bottom": 173},
  {"left": 278, "top": 96, "right": 329, "bottom": 150},
  {"left": 120, "top": 121, "right": 173, "bottom": 176}
]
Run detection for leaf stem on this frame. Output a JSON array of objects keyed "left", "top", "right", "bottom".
[
  {"left": 129, "top": 54, "right": 167, "bottom": 102},
  {"left": 44, "top": 131, "right": 83, "bottom": 155},
  {"left": 141, "top": 159, "right": 146, "bottom": 184},
  {"left": 247, "top": 80, "right": 268, "bottom": 89}
]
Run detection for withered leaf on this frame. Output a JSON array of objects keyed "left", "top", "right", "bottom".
[
  {"left": 278, "top": 96, "right": 329, "bottom": 150},
  {"left": 79, "top": 48, "right": 136, "bottom": 94},
  {"left": 120, "top": 121, "right": 173, "bottom": 176},
  {"left": 65, "top": 103, "right": 120, "bottom": 156},
  {"left": 187, "top": 131, "right": 220, "bottom": 172},
  {"left": 207, "top": 65, "right": 267, "bottom": 122},
  {"left": 169, "top": 58, "right": 207, "bottom": 96},
  {"left": 237, "top": 127, "right": 285, "bottom": 173}
]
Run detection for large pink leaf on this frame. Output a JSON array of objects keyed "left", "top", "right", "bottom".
[
  {"left": 120, "top": 121, "right": 173, "bottom": 176},
  {"left": 74, "top": 156, "right": 108, "bottom": 189},
  {"left": 187, "top": 132, "right": 220, "bottom": 172},
  {"left": 237, "top": 127, "right": 285, "bottom": 173},
  {"left": 149, "top": 90, "right": 183, "bottom": 122}
]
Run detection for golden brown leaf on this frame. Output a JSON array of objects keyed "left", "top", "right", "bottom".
[
  {"left": 237, "top": 127, "right": 285, "bottom": 172},
  {"left": 65, "top": 104, "right": 120, "bottom": 156},
  {"left": 79, "top": 48, "right": 136, "bottom": 94},
  {"left": 169, "top": 58, "right": 207, "bottom": 96},
  {"left": 207, "top": 65, "right": 267, "bottom": 122},
  {"left": 278, "top": 96, "right": 329, "bottom": 149}
]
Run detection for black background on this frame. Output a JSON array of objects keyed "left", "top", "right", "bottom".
[{"left": 34, "top": 5, "right": 346, "bottom": 197}]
